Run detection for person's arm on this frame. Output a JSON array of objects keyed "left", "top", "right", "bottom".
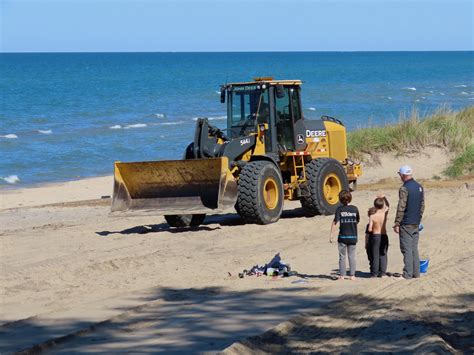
[
  {"left": 394, "top": 187, "right": 408, "bottom": 225},
  {"left": 329, "top": 221, "right": 338, "bottom": 243},
  {"left": 420, "top": 190, "right": 425, "bottom": 219},
  {"left": 368, "top": 215, "right": 374, "bottom": 233},
  {"left": 331, "top": 208, "right": 341, "bottom": 243}
]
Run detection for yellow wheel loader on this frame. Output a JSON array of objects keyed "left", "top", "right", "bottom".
[{"left": 112, "top": 78, "right": 362, "bottom": 227}]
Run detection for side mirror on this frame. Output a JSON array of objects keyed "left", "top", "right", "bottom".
[
  {"left": 275, "top": 84, "right": 285, "bottom": 98},
  {"left": 220, "top": 88, "right": 226, "bottom": 103}
]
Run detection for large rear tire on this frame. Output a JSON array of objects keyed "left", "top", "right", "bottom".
[
  {"left": 164, "top": 214, "right": 206, "bottom": 228},
  {"left": 236, "top": 161, "right": 284, "bottom": 224},
  {"left": 301, "top": 158, "right": 349, "bottom": 216}
]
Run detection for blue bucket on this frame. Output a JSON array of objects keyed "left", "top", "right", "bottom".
[{"left": 420, "top": 259, "right": 429, "bottom": 273}]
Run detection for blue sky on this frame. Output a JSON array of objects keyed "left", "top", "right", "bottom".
[{"left": 1, "top": 0, "right": 472, "bottom": 52}]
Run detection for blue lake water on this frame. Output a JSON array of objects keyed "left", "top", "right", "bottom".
[{"left": 1, "top": 52, "right": 473, "bottom": 186}]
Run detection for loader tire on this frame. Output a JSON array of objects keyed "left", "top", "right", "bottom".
[
  {"left": 301, "top": 158, "right": 349, "bottom": 216},
  {"left": 236, "top": 161, "right": 283, "bottom": 224},
  {"left": 164, "top": 214, "right": 206, "bottom": 228}
]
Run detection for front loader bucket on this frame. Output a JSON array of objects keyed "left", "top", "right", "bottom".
[{"left": 111, "top": 157, "right": 237, "bottom": 215}]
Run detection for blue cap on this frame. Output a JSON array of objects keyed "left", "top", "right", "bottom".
[{"left": 398, "top": 165, "right": 413, "bottom": 175}]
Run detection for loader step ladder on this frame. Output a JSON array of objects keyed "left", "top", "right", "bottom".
[{"left": 287, "top": 151, "right": 310, "bottom": 183}]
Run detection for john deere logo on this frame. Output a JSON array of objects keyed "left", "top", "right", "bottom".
[{"left": 297, "top": 134, "right": 305, "bottom": 144}]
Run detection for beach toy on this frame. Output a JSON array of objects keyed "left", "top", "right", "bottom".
[{"left": 420, "top": 259, "right": 429, "bottom": 273}]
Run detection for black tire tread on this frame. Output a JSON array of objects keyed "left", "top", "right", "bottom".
[
  {"left": 301, "top": 158, "right": 348, "bottom": 216},
  {"left": 164, "top": 214, "right": 206, "bottom": 228},
  {"left": 236, "top": 161, "right": 283, "bottom": 224}
]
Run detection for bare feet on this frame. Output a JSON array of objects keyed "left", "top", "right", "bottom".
[
  {"left": 338, "top": 276, "right": 344, "bottom": 280},
  {"left": 350, "top": 276, "right": 357, "bottom": 281}
]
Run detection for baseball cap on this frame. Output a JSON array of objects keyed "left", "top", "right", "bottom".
[{"left": 398, "top": 165, "right": 413, "bottom": 175}]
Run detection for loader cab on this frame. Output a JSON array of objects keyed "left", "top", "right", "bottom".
[{"left": 224, "top": 79, "right": 306, "bottom": 159}]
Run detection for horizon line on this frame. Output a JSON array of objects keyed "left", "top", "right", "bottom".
[{"left": 1, "top": 49, "right": 473, "bottom": 54}]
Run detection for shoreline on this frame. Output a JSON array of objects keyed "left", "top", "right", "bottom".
[{"left": 0, "top": 146, "right": 465, "bottom": 210}]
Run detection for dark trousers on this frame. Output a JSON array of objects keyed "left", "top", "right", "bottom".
[
  {"left": 369, "top": 234, "right": 388, "bottom": 276},
  {"left": 399, "top": 224, "right": 420, "bottom": 279}
]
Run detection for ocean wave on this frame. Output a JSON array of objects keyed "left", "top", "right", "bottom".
[
  {"left": 307, "top": 107, "right": 316, "bottom": 111},
  {"left": 149, "top": 120, "right": 186, "bottom": 126},
  {"left": 459, "top": 92, "right": 468, "bottom": 95},
  {"left": 387, "top": 97, "right": 392, "bottom": 100},
  {"left": 154, "top": 113, "right": 165, "bottom": 118},
  {"left": 440, "top": 92, "right": 445, "bottom": 96},
  {"left": 2, "top": 175, "right": 20, "bottom": 184},
  {"left": 192, "top": 116, "right": 226, "bottom": 121},
  {"left": 38, "top": 129, "right": 52, "bottom": 134},
  {"left": 1, "top": 134, "right": 18, "bottom": 139},
  {"left": 124, "top": 123, "right": 147, "bottom": 129},
  {"left": 215, "top": 91, "right": 221, "bottom": 95},
  {"left": 109, "top": 125, "right": 122, "bottom": 129},
  {"left": 455, "top": 84, "right": 467, "bottom": 88},
  {"left": 402, "top": 87, "right": 417, "bottom": 91},
  {"left": 160, "top": 121, "right": 185, "bottom": 126}
]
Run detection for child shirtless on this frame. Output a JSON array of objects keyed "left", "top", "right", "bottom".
[{"left": 368, "top": 196, "right": 390, "bottom": 277}]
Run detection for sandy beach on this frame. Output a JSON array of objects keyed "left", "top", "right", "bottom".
[{"left": 1, "top": 147, "right": 473, "bottom": 353}]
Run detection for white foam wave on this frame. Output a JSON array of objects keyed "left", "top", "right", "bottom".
[
  {"left": 455, "top": 85, "right": 467, "bottom": 88},
  {"left": 387, "top": 97, "right": 392, "bottom": 100},
  {"left": 1, "top": 134, "right": 18, "bottom": 139},
  {"left": 192, "top": 116, "right": 226, "bottom": 121},
  {"left": 459, "top": 92, "right": 468, "bottom": 95},
  {"left": 154, "top": 113, "right": 165, "bottom": 118},
  {"left": 109, "top": 125, "right": 122, "bottom": 129},
  {"left": 38, "top": 129, "right": 52, "bottom": 134},
  {"left": 414, "top": 99, "right": 420, "bottom": 102},
  {"left": 124, "top": 123, "right": 147, "bottom": 129},
  {"left": 160, "top": 121, "right": 185, "bottom": 126},
  {"left": 215, "top": 91, "right": 221, "bottom": 95},
  {"left": 440, "top": 92, "right": 445, "bottom": 96},
  {"left": 308, "top": 107, "right": 316, "bottom": 111},
  {"left": 403, "top": 87, "right": 417, "bottom": 91},
  {"left": 2, "top": 175, "right": 20, "bottom": 184}
]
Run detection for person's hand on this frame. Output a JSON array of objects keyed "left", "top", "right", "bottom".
[
  {"left": 393, "top": 225, "right": 400, "bottom": 234},
  {"left": 329, "top": 235, "right": 334, "bottom": 243}
]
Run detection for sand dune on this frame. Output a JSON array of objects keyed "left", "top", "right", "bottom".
[{"left": 0, "top": 148, "right": 473, "bottom": 353}]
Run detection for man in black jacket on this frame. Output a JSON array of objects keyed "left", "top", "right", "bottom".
[{"left": 393, "top": 165, "right": 425, "bottom": 279}]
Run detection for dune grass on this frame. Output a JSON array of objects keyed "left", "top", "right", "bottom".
[{"left": 347, "top": 106, "right": 474, "bottom": 178}]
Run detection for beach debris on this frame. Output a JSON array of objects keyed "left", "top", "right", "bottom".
[
  {"left": 238, "top": 253, "right": 291, "bottom": 279},
  {"left": 291, "top": 279, "right": 309, "bottom": 284}
]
